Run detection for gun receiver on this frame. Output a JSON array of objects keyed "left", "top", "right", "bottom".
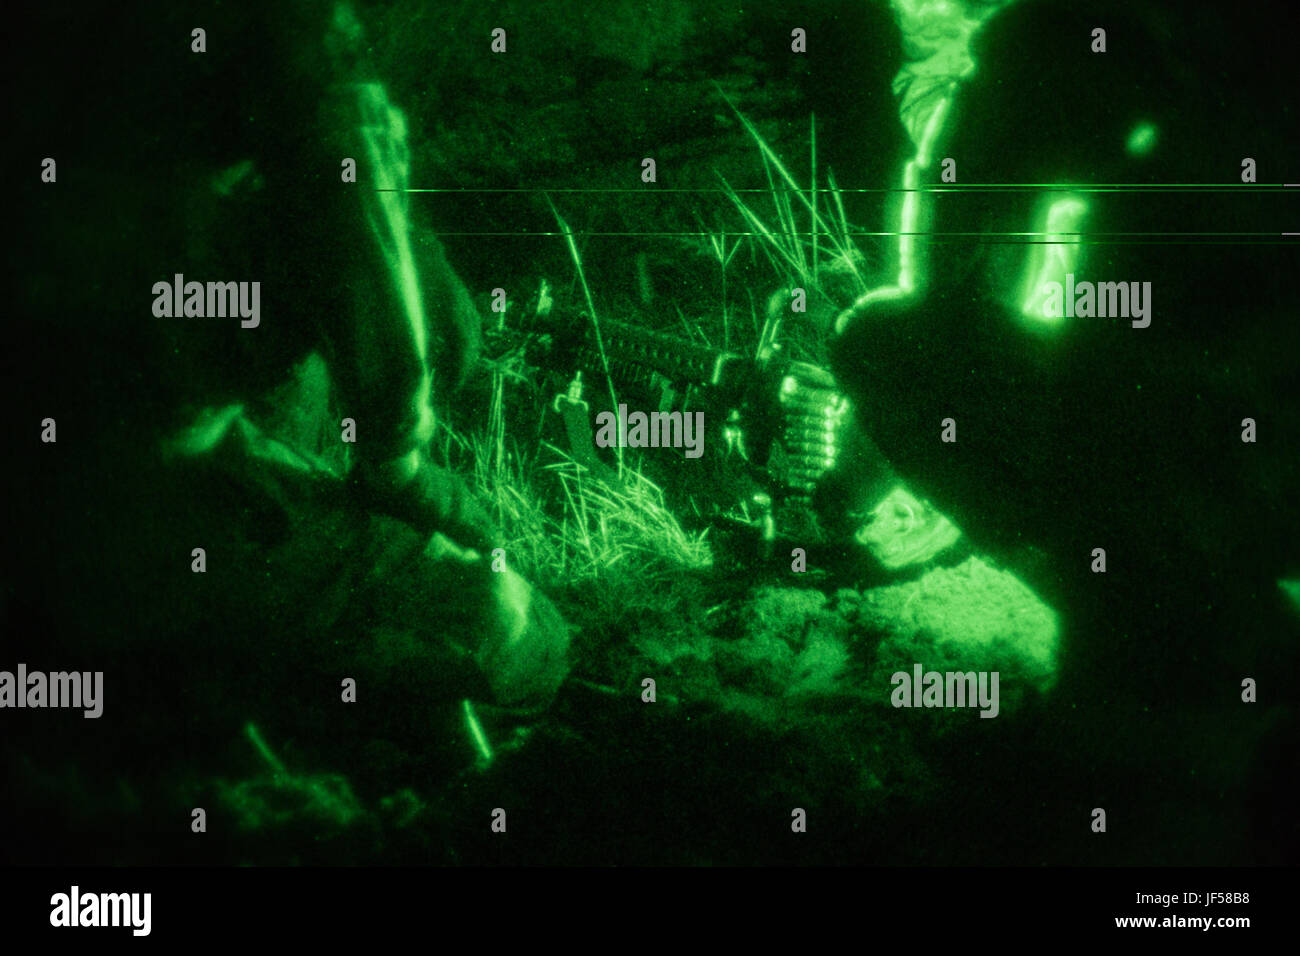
[
  {"left": 520, "top": 303, "right": 868, "bottom": 552},
  {"left": 511, "top": 294, "right": 966, "bottom": 570},
  {"left": 521, "top": 306, "right": 748, "bottom": 397}
]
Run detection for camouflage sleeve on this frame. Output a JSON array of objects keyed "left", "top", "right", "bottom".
[{"left": 314, "top": 76, "right": 498, "bottom": 552}]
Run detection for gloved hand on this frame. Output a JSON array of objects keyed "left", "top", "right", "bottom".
[
  {"left": 475, "top": 567, "right": 572, "bottom": 710},
  {"left": 360, "top": 454, "right": 571, "bottom": 709}
]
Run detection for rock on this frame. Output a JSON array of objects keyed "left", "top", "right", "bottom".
[{"left": 857, "top": 556, "right": 1060, "bottom": 711}]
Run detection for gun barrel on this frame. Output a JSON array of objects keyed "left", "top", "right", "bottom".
[{"left": 525, "top": 309, "right": 743, "bottom": 389}]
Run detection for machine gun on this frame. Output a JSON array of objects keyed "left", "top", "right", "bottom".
[{"left": 511, "top": 285, "right": 885, "bottom": 553}]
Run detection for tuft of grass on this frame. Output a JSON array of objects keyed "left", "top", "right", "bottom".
[
  {"left": 713, "top": 89, "right": 873, "bottom": 310},
  {"left": 694, "top": 215, "right": 744, "bottom": 349},
  {"left": 541, "top": 447, "right": 713, "bottom": 583},
  {"left": 437, "top": 372, "right": 711, "bottom": 591},
  {"left": 428, "top": 198, "right": 716, "bottom": 625},
  {"left": 545, "top": 195, "right": 622, "bottom": 468}
]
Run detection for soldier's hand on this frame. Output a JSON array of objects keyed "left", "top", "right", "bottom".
[{"left": 476, "top": 568, "right": 572, "bottom": 710}]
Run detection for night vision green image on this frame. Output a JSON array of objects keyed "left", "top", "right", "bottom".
[{"left": 4, "top": 0, "right": 1297, "bottom": 867}]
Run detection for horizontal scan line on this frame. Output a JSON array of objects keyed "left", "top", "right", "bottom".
[
  {"left": 384, "top": 184, "right": 1297, "bottom": 193},
  {"left": 418, "top": 231, "right": 1300, "bottom": 237},
  {"left": 420, "top": 231, "right": 1296, "bottom": 244}
]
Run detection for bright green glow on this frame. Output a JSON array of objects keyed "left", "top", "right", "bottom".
[
  {"left": 165, "top": 403, "right": 244, "bottom": 456},
  {"left": 1018, "top": 195, "right": 1089, "bottom": 325},
  {"left": 913, "top": 92, "right": 951, "bottom": 170},
  {"left": 244, "top": 721, "right": 287, "bottom": 776},
  {"left": 462, "top": 698, "right": 494, "bottom": 764},
  {"left": 1125, "top": 121, "right": 1159, "bottom": 157},
  {"left": 898, "top": 94, "right": 951, "bottom": 294},
  {"left": 1280, "top": 579, "right": 1300, "bottom": 613},
  {"left": 833, "top": 95, "right": 952, "bottom": 332},
  {"left": 863, "top": 556, "right": 1061, "bottom": 690},
  {"left": 358, "top": 83, "right": 436, "bottom": 446},
  {"left": 890, "top": 0, "right": 1009, "bottom": 150},
  {"left": 835, "top": 0, "right": 1016, "bottom": 334},
  {"left": 855, "top": 484, "right": 962, "bottom": 570},
  {"left": 358, "top": 83, "right": 428, "bottom": 359}
]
